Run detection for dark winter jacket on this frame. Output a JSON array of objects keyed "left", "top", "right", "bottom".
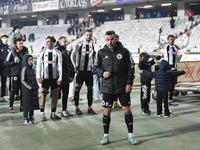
[
  {"left": 138, "top": 53, "right": 161, "bottom": 82},
  {"left": 142, "top": 60, "right": 185, "bottom": 91},
  {"left": 21, "top": 54, "right": 39, "bottom": 111},
  {"left": 55, "top": 42, "right": 75, "bottom": 85},
  {"left": 0, "top": 41, "right": 10, "bottom": 75},
  {"left": 94, "top": 41, "right": 135, "bottom": 94},
  {"left": 4, "top": 46, "right": 28, "bottom": 77}
]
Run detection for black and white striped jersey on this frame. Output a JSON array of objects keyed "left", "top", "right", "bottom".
[{"left": 37, "top": 48, "right": 63, "bottom": 81}]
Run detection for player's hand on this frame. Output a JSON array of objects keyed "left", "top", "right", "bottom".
[
  {"left": 159, "top": 27, "right": 163, "bottom": 34},
  {"left": 93, "top": 37, "right": 97, "bottom": 44},
  {"left": 14, "top": 57, "right": 20, "bottom": 63},
  {"left": 125, "top": 85, "right": 132, "bottom": 93},
  {"left": 37, "top": 78, "right": 42, "bottom": 84},
  {"left": 70, "top": 77, "right": 74, "bottom": 83},
  {"left": 140, "top": 70, "right": 143, "bottom": 73},
  {"left": 186, "top": 29, "right": 191, "bottom": 37},
  {"left": 75, "top": 67, "right": 79, "bottom": 74},
  {"left": 103, "top": 71, "right": 111, "bottom": 78},
  {"left": 57, "top": 80, "right": 62, "bottom": 85}
]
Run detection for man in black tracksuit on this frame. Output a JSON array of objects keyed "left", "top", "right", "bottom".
[
  {"left": 4, "top": 39, "right": 28, "bottom": 113},
  {"left": 94, "top": 31, "right": 137, "bottom": 145},
  {"left": 0, "top": 34, "right": 10, "bottom": 102},
  {"left": 55, "top": 36, "right": 75, "bottom": 117},
  {"left": 138, "top": 52, "right": 160, "bottom": 115}
]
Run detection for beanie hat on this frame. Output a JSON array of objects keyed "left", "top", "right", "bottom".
[{"left": 13, "top": 25, "right": 20, "bottom": 32}]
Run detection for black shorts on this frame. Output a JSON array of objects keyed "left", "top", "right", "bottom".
[
  {"left": 171, "top": 69, "right": 177, "bottom": 85},
  {"left": 41, "top": 79, "right": 59, "bottom": 93},
  {"left": 76, "top": 71, "right": 93, "bottom": 86},
  {"left": 102, "top": 93, "right": 131, "bottom": 108}
]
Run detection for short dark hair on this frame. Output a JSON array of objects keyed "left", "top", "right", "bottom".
[
  {"left": 85, "top": 29, "right": 93, "bottom": 33},
  {"left": 58, "top": 36, "right": 66, "bottom": 41},
  {"left": 105, "top": 30, "right": 115, "bottom": 36},
  {"left": 115, "top": 34, "right": 119, "bottom": 39},
  {"left": 46, "top": 35, "right": 56, "bottom": 43},
  {"left": 14, "top": 38, "right": 22, "bottom": 44},
  {"left": 167, "top": 35, "right": 175, "bottom": 40},
  {"left": 1, "top": 34, "right": 9, "bottom": 38}
]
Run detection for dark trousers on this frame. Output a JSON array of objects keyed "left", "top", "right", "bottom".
[
  {"left": 140, "top": 81, "right": 151, "bottom": 110},
  {"left": 1, "top": 75, "right": 7, "bottom": 97},
  {"left": 60, "top": 83, "right": 69, "bottom": 111},
  {"left": 10, "top": 76, "right": 22, "bottom": 108},
  {"left": 157, "top": 91, "right": 170, "bottom": 116}
]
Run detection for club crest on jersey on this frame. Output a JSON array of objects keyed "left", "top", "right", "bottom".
[{"left": 117, "top": 54, "right": 122, "bottom": 59}]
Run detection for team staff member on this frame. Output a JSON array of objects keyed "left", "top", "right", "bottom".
[
  {"left": 4, "top": 39, "right": 28, "bottom": 113},
  {"left": 157, "top": 27, "right": 191, "bottom": 106},
  {"left": 0, "top": 34, "right": 10, "bottom": 102},
  {"left": 37, "top": 36, "right": 62, "bottom": 121},
  {"left": 55, "top": 36, "right": 74, "bottom": 117},
  {"left": 71, "top": 29, "right": 99, "bottom": 115},
  {"left": 94, "top": 31, "right": 137, "bottom": 145}
]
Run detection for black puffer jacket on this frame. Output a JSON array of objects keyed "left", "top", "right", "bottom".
[
  {"left": 94, "top": 41, "right": 135, "bottom": 94},
  {"left": 21, "top": 54, "right": 39, "bottom": 111},
  {"left": 55, "top": 42, "right": 75, "bottom": 85},
  {"left": 0, "top": 41, "right": 10, "bottom": 75},
  {"left": 138, "top": 52, "right": 161, "bottom": 82},
  {"left": 142, "top": 60, "right": 185, "bottom": 91},
  {"left": 4, "top": 46, "right": 28, "bottom": 76}
]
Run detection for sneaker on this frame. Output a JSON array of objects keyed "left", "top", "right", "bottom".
[
  {"left": 101, "top": 136, "right": 109, "bottom": 145},
  {"left": 9, "top": 109, "right": 15, "bottom": 113},
  {"left": 141, "top": 109, "right": 148, "bottom": 116},
  {"left": 113, "top": 102, "right": 122, "bottom": 108},
  {"left": 76, "top": 108, "right": 83, "bottom": 115},
  {"left": 147, "top": 109, "right": 152, "bottom": 115},
  {"left": 0, "top": 96, "right": 9, "bottom": 102},
  {"left": 68, "top": 97, "right": 74, "bottom": 102},
  {"left": 128, "top": 135, "right": 137, "bottom": 145},
  {"left": 40, "top": 114, "right": 47, "bottom": 121},
  {"left": 157, "top": 114, "right": 162, "bottom": 117},
  {"left": 23, "top": 118, "right": 33, "bottom": 125},
  {"left": 88, "top": 108, "right": 98, "bottom": 114},
  {"left": 61, "top": 110, "right": 73, "bottom": 117},
  {"left": 50, "top": 113, "right": 61, "bottom": 119},
  {"left": 30, "top": 117, "right": 38, "bottom": 124},
  {"left": 169, "top": 100, "right": 178, "bottom": 106}
]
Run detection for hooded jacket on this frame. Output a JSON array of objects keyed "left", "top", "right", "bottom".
[
  {"left": 142, "top": 60, "right": 185, "bottom": 91},
  {"left": 138, "top": 52, "right": 161, "bottom": 82},
  {"left": 21, "top": 54, "right": 39, "bottom": 111},
  {"left": 55, "top": 41, "right": 75, "bottom": 85},
  {"left": 4, "top": 46, "right": 28, "bottom": 77},
  {"left": 94, "top": 41, "right": 135, "bottom": 94},
  {"left": 0, "top": 41, "right": 10, "bottom": 75}
]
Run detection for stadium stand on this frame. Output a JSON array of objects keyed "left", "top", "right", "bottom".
[{"left": 68, "top": 15, "right": 200, "bottom": 54}]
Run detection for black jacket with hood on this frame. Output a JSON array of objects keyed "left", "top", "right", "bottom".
[
  {"left": 21, "top": 54, "right": 39, "bottom": 111},
  {"left": 55, "top": 41, "right": 75, "bottom": 85},
  {"left": 138, "top": 52, "right": 161, "bottom": 82},
  {"left": 4, "top": 46, "right": 28, "bottom": 77},
  {"left": 142, "top": 60, "right": 185, "bottom": 91},
  {"left": 0, "top": 41, "right": 10, "bottom": 75},
  {"left": 94, "top": 41, "right": 135, "bottom": 94}
]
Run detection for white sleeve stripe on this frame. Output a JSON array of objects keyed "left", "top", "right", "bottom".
[{"left": 21, "top": 68, "right": 32, "bottom": 90}]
